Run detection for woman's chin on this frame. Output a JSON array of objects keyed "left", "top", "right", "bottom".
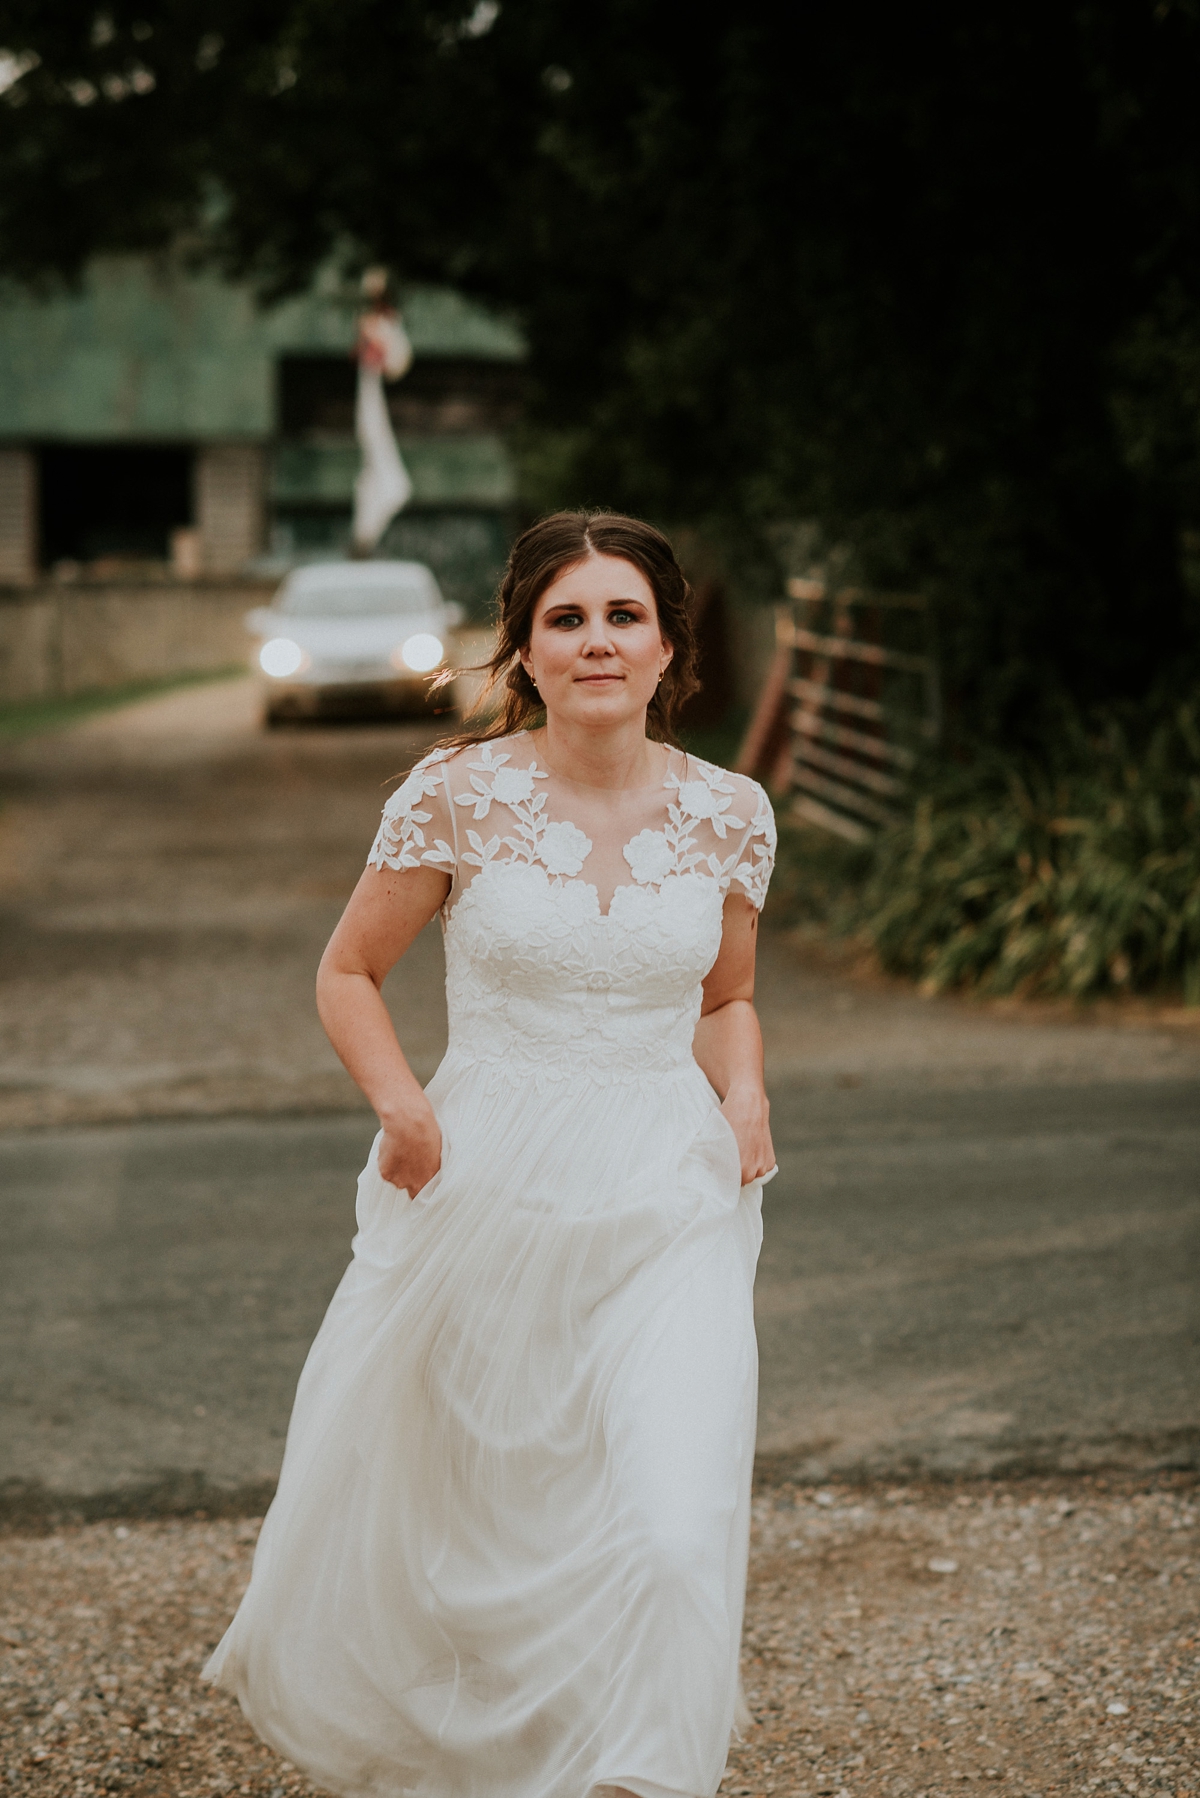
[{"left": 553, "top": 687, "right": 655, "bottom": 727}]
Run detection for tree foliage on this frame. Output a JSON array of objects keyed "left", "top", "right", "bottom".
[{"left": 3, "top": 1, "right": 1200, "bottom": 739}]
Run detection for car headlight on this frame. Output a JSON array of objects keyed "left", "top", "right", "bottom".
[
  {"left": 259, "top": 637, "right": 307, "bottom": 678},
  {"left": 392, "top": 633, "right": 444, "bottom": 673}
]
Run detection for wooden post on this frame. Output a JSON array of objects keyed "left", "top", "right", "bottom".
[
  {"left": 196, "top": 444, "right": 266, "bottom": 575},
  {"left": 0, "top": 449, "right": 38, "bottom": 584}
]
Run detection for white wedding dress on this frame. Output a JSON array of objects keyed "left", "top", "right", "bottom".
[{"left": 205, "top": 734, "right": 777, "bottom": 1798}]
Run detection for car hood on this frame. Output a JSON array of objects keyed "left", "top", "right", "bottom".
[{"left": 245, "top": 608, "right": 449, "bottom": 656}]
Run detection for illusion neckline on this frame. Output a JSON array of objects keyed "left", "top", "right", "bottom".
[{"left": 515, "top": 732, "right": 683, "bottom": 797}]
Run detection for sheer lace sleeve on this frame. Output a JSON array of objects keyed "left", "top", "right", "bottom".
[
  {"left": 366, "top": 747, "right": 458, "bottom": 876},
  {"left": 669, "top": 757, "right": 776, "bottom": 911},
  {"left": 724, "top": 775, "right": 776, "bottom": 911}
]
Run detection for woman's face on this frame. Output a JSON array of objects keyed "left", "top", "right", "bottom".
[{"left": 520, "top": 554, "right": 671, "bottom": 731}]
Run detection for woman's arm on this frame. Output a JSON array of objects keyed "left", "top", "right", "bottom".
[
  {"left": 693, "top": 892, "right": 775, "bottom": 1184},
  {"left": 316, "top": 863, "right": 451, "bottom": 1196}
]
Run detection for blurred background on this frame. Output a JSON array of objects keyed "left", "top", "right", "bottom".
[
  {"left": 3, "top": 0, "right": 1200, "bottom": 991},
  {"left": 0, "top": 8, "right": 1198, "bottom": 1792},
  {"left": 1, "top": 0, "right": 1198, "bottom": 1509}
]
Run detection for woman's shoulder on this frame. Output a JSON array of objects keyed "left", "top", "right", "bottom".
[
  {"left": 413, "top": 731, "right": 532, "bottom": 774},
  {"left": 379, "top": 735, "right": 538, "bottom": 828},
  {"left": 389, "top": 732, "right": 522, "bottom": 792},
  {"left": 381, "top": 744, "right": 455, "bottom": 816},
  {"left": 674, "top": 755, "right": 775, "bottom": 906},
  {"left": 676, "top": 753, "right": 775, "bottom": 833}
]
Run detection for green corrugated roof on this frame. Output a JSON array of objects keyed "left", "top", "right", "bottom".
[{"left": 0, "top": 256, "right": 525, "bottom": 442}]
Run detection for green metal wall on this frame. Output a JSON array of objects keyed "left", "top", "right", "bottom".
[{"left": 0, "top": 256, "right": 523, "bottom": 442}]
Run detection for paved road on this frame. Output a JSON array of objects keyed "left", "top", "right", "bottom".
[
  {"left": 1, "top": 679, "right": 1197, "bottom": 1517},
  {"left": 758, "top": 1077, "right": 1199, "bottom": 1478},
  {"left": 1, "top": 1078, "right": 1196, "bottom": 1518}
]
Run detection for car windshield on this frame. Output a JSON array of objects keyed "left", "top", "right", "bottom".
[{"left": 280, "top": 585, "right": 435, "bottom": 618}]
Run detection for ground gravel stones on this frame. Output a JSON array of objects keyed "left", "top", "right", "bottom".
[
  {"left": 726, "top": 1475, "right": 1198, "bottom": 1798},
  {"left": 0, "top": 1476, "right": 1195, "bottom": 1798}
]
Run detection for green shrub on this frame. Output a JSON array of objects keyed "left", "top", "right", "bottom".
[
  {"left": 763, "top": 826, "right": 873, "bottom": 935},
  {"left": 857, "top": 702, "right": 1200, "bottom": 1002}
]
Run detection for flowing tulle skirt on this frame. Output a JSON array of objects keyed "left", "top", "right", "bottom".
[{"left": 204, "top": 1056, "right": 764, "bottom": 1798}]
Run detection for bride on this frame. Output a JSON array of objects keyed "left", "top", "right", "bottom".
[{"left": 205, "top": 511, "right": 777, "bottom": 1798}]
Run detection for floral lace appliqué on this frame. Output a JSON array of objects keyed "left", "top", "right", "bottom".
[
  {"left": 623, "top": 760, "right": 752, "bottom": 891},
  {"left": 366, "top": 737, "right": 776, "bottom": 1092},
  {"left": 731, "top": 783, "right": 777, "bottom": 910},
  {"left": 623, "top": 829, "right": 675, "bottom": 885},
  {"left": 367, "top": 747, "right": 457, "bottom": 873},
  {"left": 369, "top": 739, "right": 775, "bottom": 914},
  {"left": 455, "top": 745, "right": 593, "bottom": 881}
]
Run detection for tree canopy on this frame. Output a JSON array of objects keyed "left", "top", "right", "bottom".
[{"left": 3, "top": 0, "right": 1200, "bottom": 739}]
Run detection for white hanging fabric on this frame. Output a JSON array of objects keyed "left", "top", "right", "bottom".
[{"left": 352, "top": 310, "right": 413, "bottom": 554}]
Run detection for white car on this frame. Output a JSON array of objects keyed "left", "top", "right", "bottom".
[{"left": 246, "top": 560, "right": 464, "bottom": 723}]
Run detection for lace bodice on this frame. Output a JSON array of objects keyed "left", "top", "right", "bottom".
[{"left": 368, "top": 735, "right": 776, "bottom": 1088}]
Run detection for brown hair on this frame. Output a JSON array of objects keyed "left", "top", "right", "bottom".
[{"left": 436, "top": 511, "right": 700, "bottom": 748}]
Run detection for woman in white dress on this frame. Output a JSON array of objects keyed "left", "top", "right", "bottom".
[{"left": 205, "top": 512, "right": 777, "bottom": 1798}]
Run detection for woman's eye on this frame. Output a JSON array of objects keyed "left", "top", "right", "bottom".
[
  {"left": 609, "top": 609, "right": 638, "bottom": 624},
  {"left": 550, "top": 611, "right": 584, "bottom": 628}
]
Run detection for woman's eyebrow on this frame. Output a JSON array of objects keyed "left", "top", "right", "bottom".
[{"left": 540, "top": 595, "right": 649, "bottom": 616}]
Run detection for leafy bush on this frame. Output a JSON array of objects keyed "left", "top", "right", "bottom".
[
  {"left": 857, "top": 703, "right": 1200, "bottom": 1001},
  {"left": 763, "top": 826, "right": 873, "bottom": 937}
]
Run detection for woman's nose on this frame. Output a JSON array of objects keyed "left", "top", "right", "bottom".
[{"left": 581, "top": 621, "right": 615, "bottom": 655}]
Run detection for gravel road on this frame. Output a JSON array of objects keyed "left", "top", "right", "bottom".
[{"left": 1, "top": 1476, "right": 1195, "bottom": 1798}]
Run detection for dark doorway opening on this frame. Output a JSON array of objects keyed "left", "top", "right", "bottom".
[
  {"left": 277, "top": 356, "right": 356, "bottom": 437},
  {"left": 38, "top": 444, "right": 193, "bottom": 566}
]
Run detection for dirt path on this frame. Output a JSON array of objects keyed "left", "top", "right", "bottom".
[
  {"left": 1, "top": 1476, "right": 1195, "bottom": 1798},
  {"left": 0, "top": 680, "right": 446, "bottom": 1131},
  {"left": 1, "top": 677, "right": 1198, "bottom": 1132}
]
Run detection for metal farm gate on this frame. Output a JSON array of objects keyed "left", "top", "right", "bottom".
[{"left": 736, "top": 578, "right": 940, "bottom": 840}]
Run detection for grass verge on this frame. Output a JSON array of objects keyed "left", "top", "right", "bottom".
[{"left": 0, "top": 666, "right": 247, "bottom": 743}]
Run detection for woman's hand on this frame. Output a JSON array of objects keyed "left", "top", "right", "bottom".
[
  {"left": 316, "top": 862, "right": 451, "bottom": 1199},
  {"left": 720, "top": 1082, "right": 775, "bottom": 1186},
  {"left": 378, "top": 1096, "right": 443, "bottom": 1198}
]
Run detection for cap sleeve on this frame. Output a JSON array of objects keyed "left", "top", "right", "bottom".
[
  {"left": 367, "top": 747, "right": 458, "bottom": 875},
  {"left": 726, "top": 776, "right": 776, "bottom": 910}
]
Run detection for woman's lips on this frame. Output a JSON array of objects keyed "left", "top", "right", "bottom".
[{"left": 576, "top": 673, "right": 624, "bottom": 683}]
